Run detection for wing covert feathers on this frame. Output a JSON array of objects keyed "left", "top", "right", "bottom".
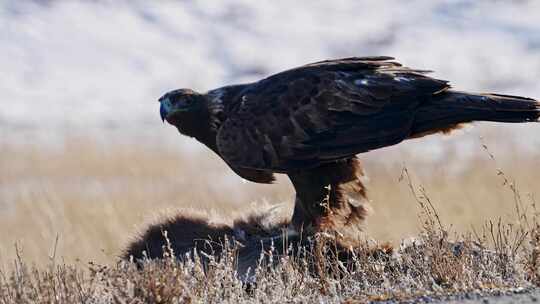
[
  {"left": 216, "top": 57, "right": 538, "bottom": 172},
  {"left": 217, "top": 57, "right": 450, "bottom": 170}
]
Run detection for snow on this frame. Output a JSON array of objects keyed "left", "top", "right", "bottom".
[{"left": 1, "top": 1, "right": 539, "bottom": 153}]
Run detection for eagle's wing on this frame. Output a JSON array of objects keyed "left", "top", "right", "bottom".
[{"left": 217, "top": 57, "right": 449, "bottom": 171}]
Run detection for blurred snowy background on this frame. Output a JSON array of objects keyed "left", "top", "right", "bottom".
[{"left": 2, "top": 1, "right": 539, "bottom": 143}]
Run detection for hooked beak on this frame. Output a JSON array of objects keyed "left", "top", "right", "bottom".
[
  {"left": 158, "top": 91, "right": 191, "bottom": 124},
  {"left": 159, "top": 95, "right": 172, "bottom": 123},
  {"left": 159, "top": 102, "right": 167, "bottom": 122}
]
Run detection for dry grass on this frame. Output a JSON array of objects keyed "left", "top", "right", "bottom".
[
  {"left": 0, "top": 167, "right": 539, "bottom": 303},
  {"left": 1, "top": 126, "right": 539, "bottom": 266},
  {"left": 0, "top": 124, "right": 539, "bottom": 302}
]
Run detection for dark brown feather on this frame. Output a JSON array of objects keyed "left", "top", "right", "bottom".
[
  {"left": 288, "top": 157, "right": 370, "bottom": 247},
  {"left": 217, "top": 57, "right": 451, "bottom": 171}
]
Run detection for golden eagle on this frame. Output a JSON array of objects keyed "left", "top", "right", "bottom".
[{"left": 159, "top": 56, "right": 539, "bottom": 245}]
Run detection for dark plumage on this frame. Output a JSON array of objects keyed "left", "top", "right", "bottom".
[{"left": 159, "top": 56, "right": 540, "bottom": 245}]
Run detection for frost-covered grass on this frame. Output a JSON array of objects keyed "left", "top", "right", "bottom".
[{"left": 1, "top": 181, "right": 539, "bottom": 303}]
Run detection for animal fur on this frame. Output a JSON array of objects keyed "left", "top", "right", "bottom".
[
  {"left": 120, "top": 204, "right": 385, "bottom": 282},
  {"left": 121, "top": 205, "right": 292, "bottom": 281}
]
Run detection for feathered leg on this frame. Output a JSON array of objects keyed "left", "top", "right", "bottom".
[{"left": 288, "top": 157, "right": 371, "bottom": 247}]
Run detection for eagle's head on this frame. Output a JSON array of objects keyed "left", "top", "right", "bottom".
[
  {"left": 158, "top": 88, "right": 206, "bottom": 124},
  {"left": 158, "top": 88, "right": 210, "bottom": 138},
  {"left": 158, "top": 88, "right": 222, "bottom": 145}
]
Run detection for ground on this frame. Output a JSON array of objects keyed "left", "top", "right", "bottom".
[{"left": 1, "top": 128, "right": 539, "bottom": 303}]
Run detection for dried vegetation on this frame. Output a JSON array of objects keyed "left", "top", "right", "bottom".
[{"left": 1, "top": 131, "right": 539, "bottom": 303}]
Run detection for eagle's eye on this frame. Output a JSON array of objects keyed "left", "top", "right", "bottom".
[{"left": 169, "top": 95, "right": 194, "bottom": 109}]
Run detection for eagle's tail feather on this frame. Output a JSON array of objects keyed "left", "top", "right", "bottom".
[{"left": 410, "top": 91, "right": 540, "bottom": 138}]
